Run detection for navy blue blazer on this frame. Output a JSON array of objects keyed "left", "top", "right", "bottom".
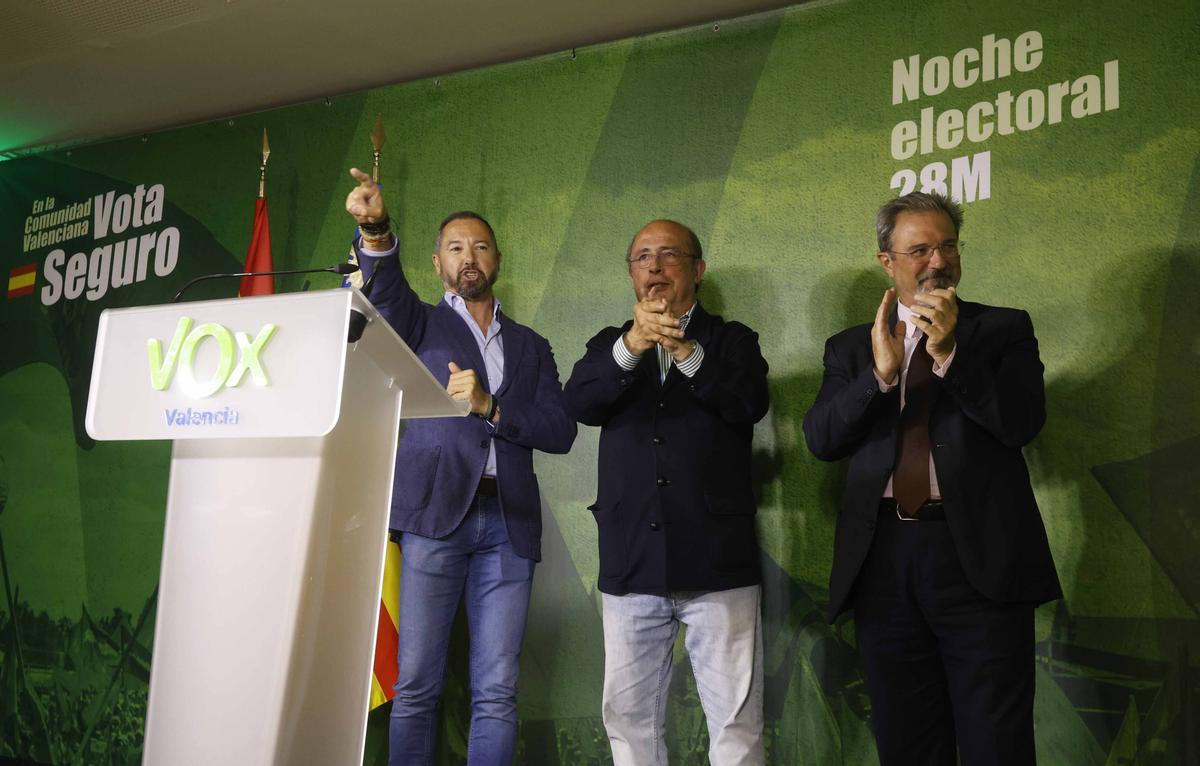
[
  {"left": 358, "top": 246, "right": 576, "bottom": 561},
  {"left": 803, "top": 299, "right": 1062, "bottom": 620},
  {"left": 564, "top": 303, "right": 769, "bottom": 595}
]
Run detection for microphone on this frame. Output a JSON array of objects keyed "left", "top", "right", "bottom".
[
  {"left": 171, "top": 263, "right": 359, "bottom": 303},
  {"left": 346, "top": 257, "right": 385, "bottom": 343}
]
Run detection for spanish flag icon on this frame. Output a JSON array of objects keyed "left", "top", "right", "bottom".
[{"left": 7, "top": 263, "right": 36, "bottom": 299}]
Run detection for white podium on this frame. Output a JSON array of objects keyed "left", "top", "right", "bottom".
[{"left": 85, "top": 289, "right": 466, "bottom": 766}]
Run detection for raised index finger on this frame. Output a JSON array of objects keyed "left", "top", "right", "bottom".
[{"left": 349, "top": 167, "right": 376, "bottom": 188}]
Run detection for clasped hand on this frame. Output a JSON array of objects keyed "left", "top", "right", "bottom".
[{"left": 623, "top": 299, "right": 693, "bottom": 361}]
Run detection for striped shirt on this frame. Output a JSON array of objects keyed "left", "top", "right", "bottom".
[{"left": 611, "top": 303, "right": 705, "bottom": 381}]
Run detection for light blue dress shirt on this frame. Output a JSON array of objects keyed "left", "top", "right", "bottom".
[{"left": 444, "top": 291, "right": 504, "bottom": 477}]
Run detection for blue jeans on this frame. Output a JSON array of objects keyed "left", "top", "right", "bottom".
[
  {"left": 389, "top": 495, "right": 535, "bottom": 766},
  {"left": 600, "top": 585, "right": 765, "bottom": 766}
]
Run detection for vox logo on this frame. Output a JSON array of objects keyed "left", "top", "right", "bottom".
[{"left": 148, "top": 317, "right": 278, "bottom": 398}]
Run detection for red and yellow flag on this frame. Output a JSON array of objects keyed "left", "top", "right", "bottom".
[
  {"left": 7, "top": 263, "right": 36, "bottom": 299},
  {"left": 238, "top": 197, "right": 274, "bottom": 296},
  {"left": 369, "top": 537, "right": 402, "bottom": 708}
]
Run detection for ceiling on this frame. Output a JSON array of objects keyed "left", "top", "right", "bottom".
[{"left": 0, "top": 0, "right": 797, "bottom": 157}]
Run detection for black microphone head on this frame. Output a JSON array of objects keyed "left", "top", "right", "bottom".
[
  {"left": 347, "top": 309, "right": 369, "bottom": 343},
  {"left": 329, "top": 262, "right": 360, "bottom": 275}
]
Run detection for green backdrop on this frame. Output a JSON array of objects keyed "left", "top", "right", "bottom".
[{"left": 2, "top": 0, "right": 1198, "bottom": 762}]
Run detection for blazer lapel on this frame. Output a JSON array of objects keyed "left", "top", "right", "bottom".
[
  {"left": 435, "top": 300, "right": 489, "bottom": 386},
  {"left": 950, "top": 297, "right": 978, "bottom": 351},
  {"left": 494, "top": 311, "right": 525, "bottom": 397},
  {"left": 931, "top": 297, "right": 975, "bottom": 407},
  {"left": 686, "top": 302, "right": 715, "bottom": 347}
]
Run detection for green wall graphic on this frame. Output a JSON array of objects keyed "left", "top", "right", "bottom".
[{"left": 2, "top": 0, "right": 1198, "bottom": 763}]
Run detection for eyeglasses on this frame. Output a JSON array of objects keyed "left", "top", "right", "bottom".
[
  {"left": 887, "top": 241, "right": 964, "bottom": 260},
  {"left": 627, "top": 249, "right": 697, "bottom": 268}
]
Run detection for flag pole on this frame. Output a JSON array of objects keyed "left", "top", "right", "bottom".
[
  {"left": 371, "top": 114, "right": 386, "bottom": 183},
  {"left": 258, "top": 128, "right": 270, "bottom": 198},
  {"left": 345, "top": 116, "right": 386, "bottom": 290},
  {"left": 240, "top": 129, "right": 275, "bottom": 296},
  {"left": 365, "top": 115, "right": 402, "bottom": 709}
]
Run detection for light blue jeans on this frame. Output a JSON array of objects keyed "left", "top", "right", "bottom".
[
  {"left": 389, "top": 496, "right": 534, "bottom": 766},
  {"left": 601, "top": 585, "right": 765, "bottom": 766}
]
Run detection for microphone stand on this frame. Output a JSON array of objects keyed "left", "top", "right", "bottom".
[
  {"left": 346, "top": 259, "right": 385, "bottom": 343},
  {"left": 171, "top": 263, "right": 359, "bottom": 303}
]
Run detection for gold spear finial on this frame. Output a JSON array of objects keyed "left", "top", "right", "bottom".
[
  {"left": 371, "top": 114, "right": 386, "bottom": 183},
  {"left": 258, "top": 128, "right": 271, "bottom": 198}
]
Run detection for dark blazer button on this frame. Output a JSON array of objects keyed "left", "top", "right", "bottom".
[
  {"left": 865, "top": 518, "right": 876, "bottom": 531},
  {"left": 649, "top": 521, "right": 661, "bottom": 531},
  {"left": 652, "top": 436, "right": 664, "bottom": 445},
  {"left": 479, "top": 439, "right": 489, "bottom": 448},
  {"left": 656, "top": 477, "right": 669, "bottom": 487}
]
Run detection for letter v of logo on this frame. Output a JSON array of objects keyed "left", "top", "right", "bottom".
[{"left": 148, "top": 317, "right": 193, "bottom": 390}]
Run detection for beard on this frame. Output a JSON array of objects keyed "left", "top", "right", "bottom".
[
  {"left": 918, "top": 268, "right": 957, "bottom": 292},
  {"left": 446, "top": 263, "right": 499, "bottom": 301}
]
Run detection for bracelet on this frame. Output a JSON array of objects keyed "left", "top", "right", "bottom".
[
  {"left": 360, "top": 230, "right": 393, "bottom": 248},
  {"left": 358, "top": 216, "right": 391, "bottom": 236},
  {"left": 479, "top": 395, "right": 498, "bottom": 421}
]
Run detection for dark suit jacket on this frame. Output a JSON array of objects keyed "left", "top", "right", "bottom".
[
  {"left": 564, "top": 303, "right": 769, "bottom": 595},
  {"left": 358, "top": 245, "right": 576, "bottom": 562},
  {"left": 803, "top": 299, "right": 1062, "bottom": 620}
]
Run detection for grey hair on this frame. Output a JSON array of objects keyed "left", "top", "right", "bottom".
[{"left": 875, "top": 192, "right": 963, "bottom": 253}]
